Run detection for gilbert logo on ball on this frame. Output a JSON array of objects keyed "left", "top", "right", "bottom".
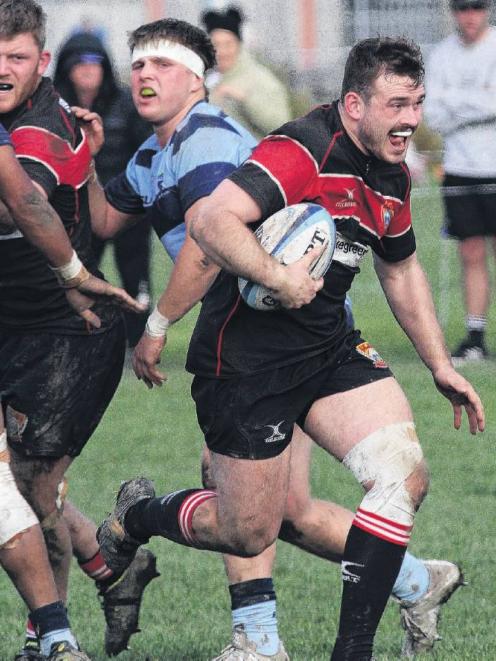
[{"left": 238, "top": 203, "right": 336, "bottom": 311}]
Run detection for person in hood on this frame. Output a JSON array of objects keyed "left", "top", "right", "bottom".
[{"left": 54, "top": 33, "right": 153, "bottom": 350}]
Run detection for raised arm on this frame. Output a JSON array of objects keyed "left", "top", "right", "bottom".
[
  {"left": 72, "top": 107, "right": 142, "bottom": 239},
  {"left": 374, "top": 251, "right": 484, "bottom": 434}
]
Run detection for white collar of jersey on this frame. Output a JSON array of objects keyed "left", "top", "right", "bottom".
[{"left": 131, "top": 41, "right": 205, "bottom": 79}]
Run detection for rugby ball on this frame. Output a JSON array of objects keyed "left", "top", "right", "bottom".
[{"left": 238, "top": 203, "right": 336, "bottom": 311}]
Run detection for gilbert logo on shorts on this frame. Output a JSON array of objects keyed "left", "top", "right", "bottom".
[
  {"left": 356, "top": 342, "right": 388, "bottom": 369},
  {"left": 264, "top": 421, "right": 286, "bottom": 443}
]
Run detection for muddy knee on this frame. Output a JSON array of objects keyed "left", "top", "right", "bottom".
[
  {"left": 343, "top": 422, "right": 427, "bottom": 543},
  {"left": 201, "top": 446, "right": 216, "bottom": 489}
]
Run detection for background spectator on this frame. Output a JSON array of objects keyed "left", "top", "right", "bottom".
[
  {"left": 201, "top": 5, "right": 292, "bottom": 140},
  {"left": 424, "top": 0, "right": 496, "bottom": 364},
  {"left": 54, "top": 33, "right": 152, "bottom": 349}
]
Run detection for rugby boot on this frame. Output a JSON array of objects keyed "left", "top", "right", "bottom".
[
  {"left": 212, "top": 627, "right": 289, "bottom": 661},
  {"left": 399, "top": 560, "right": 465, "bottom": 657},
  {"left": 99, "top": 547, "right": 160, "bottom": 656},
  {"left": 47, "top": 640, "right": 90, "bottom": 660},
  {"left": 14, "top": 638, "right": 44, "bottom": 661},
  {"left": 451, "top": 337, "right": 488, "bottom": 367},
  {"left": 97, "top": 477, "right": 155, "bottom": 577}
]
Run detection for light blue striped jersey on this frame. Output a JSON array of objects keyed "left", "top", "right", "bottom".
[{"left": 105, "top": 100, "right": 257, "bottom": 260}]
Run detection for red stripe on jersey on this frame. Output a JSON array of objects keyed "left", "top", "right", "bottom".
[
  {"left": 249, "top": 135, "right": 319, "bottom": 206},
  {"left": 11, "top": 126, "right": 91, "bottom": 189},
  {"left": 216, "top": 294, "right": 242, "bottom": 377},
  {"left": 319, "top": 130, "right": 343, "bottom": 170}
]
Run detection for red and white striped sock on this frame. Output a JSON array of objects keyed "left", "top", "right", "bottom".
[
  {"left": 124, "top": 488, "right": 217, "bottom": 548},
  {"left": 352, "top": 507, "right": 412, "bottom": 547},
  {"left": 79, "top": 549, "right": 114, "bottom": 583}
]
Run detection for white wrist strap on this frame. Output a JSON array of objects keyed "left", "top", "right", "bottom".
[
  {"left": 145, "top": 306, "right": 170, "bottom": 338},
  {"left": 50, "top": 250, "right": 90, "bottom": 288},
  {"left": 51, "top": 250, "right": 82, "bottom": 280}
]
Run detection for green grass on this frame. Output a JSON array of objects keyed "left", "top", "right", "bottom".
[{"left": 1, "top": 184, "right": 495, "bottom": 659}]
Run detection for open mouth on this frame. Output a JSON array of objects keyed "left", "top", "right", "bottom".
[
  {"left": 0, "top": 83, "right": 14, "bottom": 92},
  {"left": 390, "top": 129, "right": 413, "bottom": 138},
  {"left": 140, "top": 87, "right": 156, "bottom": 98},
  {"left": 389, "top": 128, "right": 413, "bottom": 149}
]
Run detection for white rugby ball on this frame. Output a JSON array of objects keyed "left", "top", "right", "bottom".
[{"left": 238, "top": 203, "right": 336, "bottom": 311}]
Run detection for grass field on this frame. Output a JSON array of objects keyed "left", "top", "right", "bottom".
[{"left": 1, "top": 183, "right": 495, "bottom": 660}]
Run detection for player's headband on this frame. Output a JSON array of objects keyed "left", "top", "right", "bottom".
[{"left": 131, "top": 40, "right": 205, "bottom": 78}]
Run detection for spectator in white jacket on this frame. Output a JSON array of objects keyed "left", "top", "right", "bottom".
[{"left": 424, "top": 0, "right": 495, "bottom": 364}]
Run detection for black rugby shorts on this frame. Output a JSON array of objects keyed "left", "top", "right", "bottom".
[
  {"left": 443, "top": 174, "right": 496, "bottom": 239},
  {"left": 191, "top": 330, "right": 393, "bottom": 460},
  {"left": 0, "top": 321, "right": 125, "bottom": 458}
]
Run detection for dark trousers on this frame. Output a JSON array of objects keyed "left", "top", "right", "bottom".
[{"left": 93, "top": 220, "right": 152, "bottom": 347}]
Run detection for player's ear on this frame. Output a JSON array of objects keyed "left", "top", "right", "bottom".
[
  {"left": 38, "top": 50, "right": 51, "bottom": 76},
  {"left": 191, "top": 73, "right": 205, "bottom": 94},
  {"left": 343, "top": 91, "right": 364, "bottom": 121}
]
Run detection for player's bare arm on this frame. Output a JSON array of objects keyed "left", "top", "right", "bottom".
[
  {"left": 191, "top": 179, "right": 324, "bottom": 308},
  {"left": 374, "top": 251, "right": 485, "bottom": 434},
  {"left": 71, "top": 105, "right": 141, "bottom": 239},
  {"left": 133, "top": 199, "right": 220, "bottom": 388},
  {"left": 0, "top": 145, "right": 145, "bottom": 324}
]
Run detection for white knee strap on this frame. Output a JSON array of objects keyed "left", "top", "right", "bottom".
[
  {"left": 343, "top": 422, "right": 423, "bottom": 544},
  {"left": 0, "top": 431, "right": 38, "bottom": 547}
]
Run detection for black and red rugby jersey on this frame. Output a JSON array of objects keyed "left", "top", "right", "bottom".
[
  {"left": 187, "top": 101, "right": 416, "bottom": 378},
  {"left": 0, "top": 78, "right": 117, "bottom": 332}
]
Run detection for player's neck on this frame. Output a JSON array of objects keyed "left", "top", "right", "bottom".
[{"left": 154, "top": 93, "right": 205, "bottom": 147}]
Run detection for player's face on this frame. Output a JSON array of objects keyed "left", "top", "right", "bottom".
[
  {"left": 454, "top": 7, "right": 490, "bottom": 44},
  {"left": 210, "top": 29, "right": 241, "bottom": 74},
  {"left": 0, "top": 32, "right": 50, "bottom": 114},
  {"left": 357, "top": 73, "right": 425, "bottom": 164},
  {"left": 131, "top": 55, "right": 203, "bottom": 131}
]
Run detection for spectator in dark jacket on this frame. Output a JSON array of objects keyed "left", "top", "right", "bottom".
[{"left": 54, "top": 33, "right": 152, "bottom": 348}]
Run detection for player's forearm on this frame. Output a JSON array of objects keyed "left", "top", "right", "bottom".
[
  {"left": 157, "top": 239, "right": 220, "bottom": 324},
  {"left": 375, "top": 255, "right": 451, "bottom": 372},
  {"left": 1, "top": 186, "right": 74, "bottom": 266},
  {"left": 190, "top": 208, "right": 285, "bottom": 291},
  {"left": 86, "top": 161, "right": 110, "bottom": 237}
]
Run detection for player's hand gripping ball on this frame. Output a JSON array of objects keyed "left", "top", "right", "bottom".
[{"left": 238, "top": 203, "right": 336, "bottom": 311}]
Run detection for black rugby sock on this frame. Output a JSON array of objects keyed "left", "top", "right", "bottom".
[
  {"left": 330, "top": 525, "right": 406, "bottom": 661},
  {"left": 229, "top": 578, "right": 276, "bottom": 610},
  {"left": 30, "top": 601, "right": 70, "bottom": 637},
  {"left": 125, "top": 488, "right": 216, "bottom": 547}
]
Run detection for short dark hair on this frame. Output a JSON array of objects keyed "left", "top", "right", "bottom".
[
  {"left": 341, "top": 37, "right": 424, "bottom": 102},
  {"left": 0, "top": 0, "right": 46, "bottom": 50},
  {"left": 128, "top": 18, "right": 216, "bottom": 73}
]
